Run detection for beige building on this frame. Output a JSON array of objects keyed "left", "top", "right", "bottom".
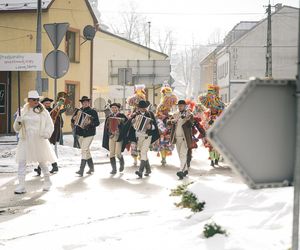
[
  {"left": 93, "top": 30, "right": 169, "bottom": 110},
  {"left": 0, "top": 0, "right": 170, "bottom": 135},
  {"left": 0, "top": 0, "right": 97, "bottom": 134}
]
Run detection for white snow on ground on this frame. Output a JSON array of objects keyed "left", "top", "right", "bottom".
[{"left": 0, "top": 123, "right": 293, "bottom": 250}]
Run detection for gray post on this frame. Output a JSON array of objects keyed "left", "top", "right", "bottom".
[
  {"left": 265, "top": 2, "right": 272, "bottom": 78},
  {"left": 292, "top": 2, "right": 300, "bottom": 249},
  {"left": 123, "top": 69, "right": 126, "bottom": 111},
  {"left": 36, "top": 0, "right": 42, "bottom": 94}
]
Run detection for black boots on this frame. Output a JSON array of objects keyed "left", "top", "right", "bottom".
[
  {"left": 210, "top": 160, "right": 215, "bottom": 167},
  {"left": 86, "top": 158, "right": 94, "bottom": 174},
  {"left": 50, "top": 162, "right": 59, "bottom": 174},
  {"left": 110, "top": 157, "right": 117, "bottom": 174},
  {"left": 214, "top": 159, "right": 219, "bottom": 166},
  {"left": 144, "top": 160, "right": 151, "bottom": 176},
  {"left": 176, "top": 171, "right": 185, "bottom": 180},
  {"left": 135, "top": 160, "right": 151, "bottom": 178},
  {"left": 76, "top": 159, "right": 87, "bottom": 177},
  {"left": 135, "top": 160, "right": 146, "bottom": 178},
  {"left": 34, "top": 166, "right": 41, "bottom": 176},
  {"left": 110, "top": 156, "right": 125, "bottom": 174},
  {"left": 118, "top": 156, "right": 125, "bottom": 172}
]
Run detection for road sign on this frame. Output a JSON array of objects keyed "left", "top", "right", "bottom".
[
  {"left": 207, "top": 78, "right": 296, "bottom": 189},
  {"left": 44, "top": 50, "right": 69, "bottom": 79},
  {"left": 118, "top": 68, "right": 133, "bottom": 86},
  {"left": 0, "top": 53, "right": 42, "bottom": 71},
  {"left": 44, "top": 23, "right": 69, "bottom": 49}
]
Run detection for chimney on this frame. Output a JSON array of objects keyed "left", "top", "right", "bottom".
[{"left": 275, "top": 3, "right": 283, "bottom": 11}]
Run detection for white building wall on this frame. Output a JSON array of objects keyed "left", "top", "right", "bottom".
[{"left": 231, "top": 6, "right": 298, "bottom": 81}]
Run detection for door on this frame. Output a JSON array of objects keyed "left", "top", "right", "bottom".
[{"left": 0, "top": 72, "right": 8, "bottom": 134}]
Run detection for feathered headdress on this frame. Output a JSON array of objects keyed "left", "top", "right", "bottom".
[{"left": 126, "top": 84, "right": 146, "bottom": 107}]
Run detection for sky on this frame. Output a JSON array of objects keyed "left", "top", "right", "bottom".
[{"left": 98, "top": 0, "right": 299, "bottom": 51}]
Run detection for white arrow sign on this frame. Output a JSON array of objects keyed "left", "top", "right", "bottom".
[{"left": 207, "top": 78, "right": 296, "bottom": 189}]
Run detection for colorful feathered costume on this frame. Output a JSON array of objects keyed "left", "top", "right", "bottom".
[
  {"left": 198, "top": 85, "right": 225, "bottom": 167},
  {"left": 153, "top": 84, "right": 177, "bottom": 166}
]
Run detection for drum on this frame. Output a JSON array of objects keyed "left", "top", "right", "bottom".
[
  {"left": 107, "top": 117, "right": 123, "bottom": 134},
  {"left": 74, "top": 110, "right": 93, "bottom": 129},
  {"left": 133, "top": 115, "right": 152, "bottom": 133}
]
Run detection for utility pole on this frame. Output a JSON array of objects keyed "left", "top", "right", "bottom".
[
  {"left": 292, "top": 1, "right": 300, "bottom": 249},
  {"left": 148, "top": 21, "right": 151, "bottom": 60},
  {"left": 36, "top": 0, "right": 42, "bottom": 94},
  {"left": 265, "top": 1, "right": 272, "bottom": 78},
  {"left": 148, "top": 21, "right": 155, "bottom": 105}
]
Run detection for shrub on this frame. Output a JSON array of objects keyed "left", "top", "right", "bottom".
[
  {"left": 175, "top": 190, "right": 205, "bottom": 212},
  {"left": 170, "top": 182, "right": 194, "bottom": 196},
  {"left": 203, "top": 222, "right": 227, "bottom": 238}
]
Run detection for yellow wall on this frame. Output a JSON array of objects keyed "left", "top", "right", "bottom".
[
  {"left": 0, "top": 0, "right": 94, "bottom": 133},
  {"left": 93, "top": 31, "right": 167, "bottom": 107}
]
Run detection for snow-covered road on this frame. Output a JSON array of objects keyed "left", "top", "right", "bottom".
[{"left": 0, "top": 127, "right": 293, "bottom": 250}]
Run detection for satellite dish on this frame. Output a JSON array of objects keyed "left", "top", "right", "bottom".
[
  {"left": 83, "top": 25, "right": 96, "bottom": 41},
  {"left": 94, "top": 97, "right": 106, "bottom": 111}
]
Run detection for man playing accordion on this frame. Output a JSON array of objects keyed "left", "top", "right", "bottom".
[
  {"left": 128, "top": 100, "right": 159, "bottom": 178},
  {"left": 71, "top": 96, "right": 100, "bottom": 176},
  {"left": 102, "top": 103, "right": 128, "bottom": 174}
]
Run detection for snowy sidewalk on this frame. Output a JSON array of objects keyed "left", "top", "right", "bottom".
[{"left": 0, "top": 127, "right": 294, "bottom": 250}]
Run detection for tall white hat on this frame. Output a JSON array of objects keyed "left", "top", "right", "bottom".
[{"left": 28, "top": 90, "right": 40, "bottom": 99}]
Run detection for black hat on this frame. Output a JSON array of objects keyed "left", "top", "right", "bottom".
[
  {"left": 110, "top": 103, "right": 121, "bottom": 109},
  {"left": 177, "top": 100, "right": 186, "bottom": 105},
  {"left": 79, "top": 96, "right": 91, "bottom": 102},
  {"left": 138, "top": 100, "right": 150, "bottom": 108},
  {"left": 41, "top": 97, "right": 54, "bottom": 103}
]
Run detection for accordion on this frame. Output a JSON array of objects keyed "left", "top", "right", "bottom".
[
  {"left": 74, "top": 110, "right": 93, "bottom": 129},
  {"left": 133, "top": 115, "right": 152, "bottom": 133},
  {"left": 107, "top": 117, "right": 124, "bottom": 134}
]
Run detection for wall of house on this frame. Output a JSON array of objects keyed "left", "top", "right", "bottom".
[
  {"left": 230, "top": 7, "right": 298, "bottom": 81},
  {"left": 0, "top": 0, "right": 95, "bottom": 133},
  {"left": 93, "top": 31, "right": 167, "bottom": 109}
]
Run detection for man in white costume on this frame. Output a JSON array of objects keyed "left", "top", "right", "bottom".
[{"left": 13, "top": 90, "right": 57, "bottom": 194}]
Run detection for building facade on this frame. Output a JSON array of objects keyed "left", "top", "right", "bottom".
[
  {"left": 216, "top": 5, "right": 298, "bottom": 102},
  {"left": 0, "top": 0, "right": 97, "bottom": 134}
]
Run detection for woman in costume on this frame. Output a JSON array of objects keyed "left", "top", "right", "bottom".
[
  {"left": 198, "top": 85, "right": 225, "bottom": 167},
  {"left": 13, "top": 90, "right": 56, "bottom": 194},
  {"left": 153, "top": 84, "right": 177, "bottom": 166}
]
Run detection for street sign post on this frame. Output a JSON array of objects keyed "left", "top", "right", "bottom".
[
  {"left": 44, "top": 23, "right": 69, "bottom": 49},
  {"left": 207, "top": 78, "right": 296, "bottom": 189},
  {"left": 44, "top": 50, "right": 69, "bottom": 79},
  {"left": 44, "top": 23, "right": 70, "bottom": 156}
]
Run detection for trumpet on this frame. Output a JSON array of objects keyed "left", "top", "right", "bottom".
[{"left": 50, "top": 92, "right": 70, "bottom": 124}]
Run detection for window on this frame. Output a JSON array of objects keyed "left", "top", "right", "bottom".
[
  {"left": 66, "top": 82, "right": 79, "bottom": 115},
  {"left": 66, "top": 29, "right": 80, "bottom": 63}
]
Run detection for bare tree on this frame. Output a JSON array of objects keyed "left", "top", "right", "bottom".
[
  {"left": 107, "top": 2, "right": 175, "bottom": 58},
  {"left": 173, "top": 42, "right": 210, "bottom": 98},
  {"left": 157, "top": 30, "right": 175, "bottom": 56}
]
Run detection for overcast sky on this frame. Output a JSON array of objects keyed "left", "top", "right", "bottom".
[{"left": 98, "top": 0, "right": 299, "bottom": 51}]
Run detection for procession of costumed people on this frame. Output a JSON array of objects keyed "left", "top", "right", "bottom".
[
  {"left": 197, "top": 84, "right": 225, "bottom": 167},
  {"left": 12, "top": 84, "right": 226, "bottom": 195}
]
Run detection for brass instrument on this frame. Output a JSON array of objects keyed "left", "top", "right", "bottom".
[{"left": 50, "top": 92, "right": 71, "bottom": 124}]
